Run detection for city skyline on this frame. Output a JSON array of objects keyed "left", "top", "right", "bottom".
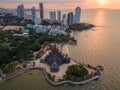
[{"left": 0, "top": 0, "right": 120, "bottom": 9}]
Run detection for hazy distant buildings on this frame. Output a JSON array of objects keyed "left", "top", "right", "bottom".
[
  {"left": 57, "top": 11, "right": 61, "bottom": 21},
  {"left": 39, "top": 3, "right": 44, "bottom": 20},
  {"left": 75, "top": 7, "right": 81, "bottom": 23},
  {"left": 17, "top": 4, "right": 24, "bottom": 19},
  {"left": 49, "top": 11, "right": 56, "bottom": 21},
  {"left": 67, "top": 12, "right": 73, "bottom": 25},
  {"left": 31, "top": 7, "right": 36, "bottom": 23},
  {"left": 0, "top": 8, "right": 6, "bottom": 15}
]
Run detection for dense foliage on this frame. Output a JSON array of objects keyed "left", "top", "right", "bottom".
[
  {"left": 47, "top": 73, "right": 55, "bottom": 81},
  {"left": 67, "top": 23, "right": 95, "bottom": 32},
  {"left": 0, "top": 16, "right": 34, "bottom": 26},
  {"left": 64, "top": 65, "right": 89, "bottom": 81},
  {"left": 0, "top": 29, "right": 76, "bottom": 73}
]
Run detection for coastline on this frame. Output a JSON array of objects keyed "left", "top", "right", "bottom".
[
  {"left": 0, "top": 44, "right": 104, "bottom": 86},
  {"left": 0, "top": 66, "right": 103, "bottom": 86}
]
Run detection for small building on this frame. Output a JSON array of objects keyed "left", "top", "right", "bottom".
[{"left": 21, "top": 29, "right": 29, "bottom": 33}]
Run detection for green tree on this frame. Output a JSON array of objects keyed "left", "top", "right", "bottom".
[
  {"left": 65, "top": 65, "right": 89, "bottom": 81},
  {"left": 32, "top": 40, "right": 41, "bottom": 51}
]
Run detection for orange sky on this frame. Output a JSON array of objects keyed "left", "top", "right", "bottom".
[{"left": 0, "top": 0, "right": 120, "bottom": 9}]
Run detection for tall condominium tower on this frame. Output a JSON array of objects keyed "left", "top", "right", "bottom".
[
  {"left": 35, "top": 18, "right": 41, "bottom": 25},
  {"left": 75, "top": 7, "right": 81, "bottom": 23},
  {"left": 31, "top": 7, "right": 36, "bottom": 23},
  {"left": 49, "top": 11, "right": 56, "bottom": 21},
  {"left": 61, "top": 14, "right": 67, "bottom": 25},
  {"left": 67, "top": 12, "right": 73, "bottom": 25},
  {"left": 39, "top": 3, "right": 44, "bottom": 20},
  {"left": 57, "top": 11, "right": 61, "bottom": 21},
  {"left": 17, "top": 4, "right": 24, "bottom": 19},
  {"left": 62, "top": 14, "right": 67, "bottom": 20}
]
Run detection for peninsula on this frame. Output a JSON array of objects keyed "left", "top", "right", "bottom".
[{"left": 0, "top": 2, "right": 103, "bottom": 87}]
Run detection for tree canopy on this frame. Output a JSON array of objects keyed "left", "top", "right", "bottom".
[{"left": 64, "top": 65, "right": 89, "bottom": 81}]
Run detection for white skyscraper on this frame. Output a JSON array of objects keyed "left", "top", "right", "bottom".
[
  {"left": 17, "top": 4, "right": 24, "bottom": 19},
  {"left": 75, "top": 7, "right": 81, "bottom": 23},
  {"left": 49, "top": 11, "right": 56, "bottom": 21},
  {"left": 31, "top": 7, "right": 36, "bottom": 23},
  {"left": 57, "top": 11, "right": 61, "bottom": 21}
]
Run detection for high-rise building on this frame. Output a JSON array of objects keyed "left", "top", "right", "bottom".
[
  {"left": 62, "top": 14, "right": 67, "bottom": 20},
  {"left": 61, "top": 14, "right": 67, "bottom": 25},
  {"left": 17, "top": 4, "right": 24, "bottom": 19},
  {"left": 35, "top": 18, "right": 41, "bottom": 25},
  {"left": 49, "top": 11, "right": 56, "bottom": 21},
  {"left": 31, "top": 7, "right": 36, "bottom": 23},
  {"left": 57, "top": 11, "right": 61, "bottom": 21},
  {"left": 67, "top": 12, "right": 73, "bottom": 25},
  {"left": 75, "top": 7, "right": 81, "bottom": 23},
  {"left": 73, "top": 15, "right": 75, "bottom": 23},
  {"left": 39, "top": 3, "right": 44, "bottom": 20}
]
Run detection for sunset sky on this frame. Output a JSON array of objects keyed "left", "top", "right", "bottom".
[{"left": 0, "top": 0, "right": 120, "bottom": 9}]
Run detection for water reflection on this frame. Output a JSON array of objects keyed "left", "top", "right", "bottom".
[
  {"left": 68, "top": 10, "right": 120, "bottom": 90},
  {"left": 93, "top": 10, "right": 106, "bottom": 26}
]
